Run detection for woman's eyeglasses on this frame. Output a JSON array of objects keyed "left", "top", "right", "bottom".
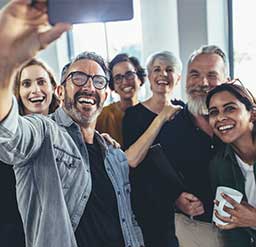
[{"left": 113, "top": 71, "right": 137, "bottom": 85}]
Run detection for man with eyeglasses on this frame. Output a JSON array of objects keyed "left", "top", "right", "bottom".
[{"left": 0, "top": 1, "right": 144, "bottom": 247}]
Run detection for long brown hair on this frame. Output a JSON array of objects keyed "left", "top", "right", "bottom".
[{"left": 14, "top": 58, "right": 59, "bottom": 115}]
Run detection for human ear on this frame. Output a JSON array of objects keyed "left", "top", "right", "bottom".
[
  {"left": 250, "top": 106, "right": 256, "bottom": 122},
  {"left": 56, "top": 85, "right": 65, "bottom": 101}
]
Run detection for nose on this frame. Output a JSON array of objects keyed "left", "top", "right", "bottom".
[
  {"left": 161, "top": 70, "right": 168, "bottom": 77},
  {"left": 82, "top": 77, "right": 96, "bottom": 91},
  {"left": 123, "top": 76, "right": 130, "bottom": 85},
  {"left": 200, "top": 76, "right": 209, "bottom": 86},
  {"left": 31, "top": 82, "right": 41, "bottom": 93},
  {"left": 217, "top": 111, "right": 227, "bottom": 121}
]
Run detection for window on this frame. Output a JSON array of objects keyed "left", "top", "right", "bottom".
[
  {"left": 71, "top": 0, "right": 143, "bottom": 62},
  {"left": 231, "top": 0, "right": 256, "bottom": 94},
  {"left": 69, "top": 1, "right": 144, "bottom": 103}
]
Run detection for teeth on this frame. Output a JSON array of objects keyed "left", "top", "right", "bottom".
[
  {"left": 157, "top": 80, "right": 168, "bottom": 85},
  {"left": 218, "top": 125, "right": 234, "bottom": 131},
  {"left": 29, "top": 96, "right": 44, "bottom": 102},
  {"left": 123, "top": 86, "right": 132, "bottom": 93},
  {"left": 77, "top": 97, "right": 95, "bottom": 105}
]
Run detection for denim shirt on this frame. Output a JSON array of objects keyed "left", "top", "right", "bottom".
[{"left": 0, "top": 98, "right": 144, "bottom": 247}]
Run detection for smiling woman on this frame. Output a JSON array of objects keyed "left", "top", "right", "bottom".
[
  {"left": 14, "top": 58, "right": 59, "bottom": 115},
  {"left": 96, "top": 53, "right": 146, "bottom": 148},
  {"left": 206, "top": 83, "right": 256, "bottom": 246}
]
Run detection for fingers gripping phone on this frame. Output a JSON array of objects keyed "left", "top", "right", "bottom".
[{"left": 47, "top": 0, "right": 134, "bottom": 25}]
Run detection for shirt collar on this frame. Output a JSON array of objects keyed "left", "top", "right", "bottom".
[
  {"left": 52, "top": 107, "right": 76, "bottom": 128},
  {"left": 52, "top": 107, "right": 109, "bottom": 152}
]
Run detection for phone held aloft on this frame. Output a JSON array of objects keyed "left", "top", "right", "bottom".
[{"left": 47, "top": 0, "right": 134, "bottom": 25}]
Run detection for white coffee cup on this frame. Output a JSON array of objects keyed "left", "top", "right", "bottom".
[{"left": 212, "top": 186, "right": 243, "bottom": 225}]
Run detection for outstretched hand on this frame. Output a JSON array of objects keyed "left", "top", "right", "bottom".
[
  {"left": 214, "top": 193, "right": 256, "bottom": 230},
  {"left": 0, "top": 0, "right": 71, "bottom": 67}
]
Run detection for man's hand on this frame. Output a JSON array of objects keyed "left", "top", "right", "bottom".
[
  {"left": 0, "top": 0, "right": 71, "bottom": 67},
  {"left": 175, "top": 192, "right": 205, "bottom": 216},
  {"left": 214, "top": 193, "right": 256, "bottom": 230}
]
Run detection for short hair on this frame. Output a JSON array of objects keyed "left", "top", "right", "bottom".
[
  {"left": 14, "top": 58, "right": 59, "bottom": 115},
  {"left": 108, "top": 53, "right": 146, "bottom": 90},
  {"left": 60, "top": 62, "right": 71, "bottom": 84},
  {"left": 187, "top": 45, "right": 229, "bottom": 77},
  {"left": 146, "top": 51, "right": 182, "bottom": 75},
  {"left": 71, "top": 51, "right": 109, "bottom": 78}
]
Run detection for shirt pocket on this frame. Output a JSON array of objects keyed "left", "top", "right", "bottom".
[{"left": 54, "top": 146, "right": 82, "bottom": 189}]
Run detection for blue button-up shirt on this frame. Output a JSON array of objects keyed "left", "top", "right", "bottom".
[{"left": 0, "top": 98, "right": 144, "bottom": 247}]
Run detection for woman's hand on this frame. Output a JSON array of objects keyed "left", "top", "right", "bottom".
[
  {"left": 101, "top": 133, "right": 121, "bottom": 149},
  {"left": 158, "top": 104, "right": 183, "bottom": 122},
  {"left": 214, "top": 193, "right": 256, "bottom": 230}
]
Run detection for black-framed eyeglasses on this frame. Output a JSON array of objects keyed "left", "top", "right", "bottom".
[
  {"left": 230, "top": 78, "right": 256, "bottom": 104},
  {"left": 113, "top": 71, "right": 137, "bottom": 85},
  {"left": 62, "top": 71, "right": 108, "bottom": 90}
]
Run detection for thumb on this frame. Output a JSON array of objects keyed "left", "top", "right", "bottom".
[
  {"left": 184, "top": 192, "right": 199, "bottom": 202},
  {"left": 39, "top": 23, "right": 71, "bottom": 49}
]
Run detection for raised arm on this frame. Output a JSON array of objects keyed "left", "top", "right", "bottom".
[
  {"left": 0, "top": 0, "right": 70, "bottom": 121},
  {"left": 125, "top": 104, "right": 182, "bottom": 167}
]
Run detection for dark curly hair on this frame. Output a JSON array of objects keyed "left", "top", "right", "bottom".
[
  {"left": 108, "top": 53, "right": 146, "bottom": 90},
  {"left": 14, "top": 58, "right": 59, "bottom": 115}
]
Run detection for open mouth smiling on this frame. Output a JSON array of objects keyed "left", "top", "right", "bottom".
[
  {"left": 28, "top": 96, "right": 45, "bottom": 103},
  {"left": 77, "top": 97, "right": 96, "bottom": 105},
  {"left": 156, "top": 80, "right": 169, "bottom": 85},
  {"left": 122, "top": 86, "right": 133, "bottom": 93},
  {"left": 217, "top": 124, "right": 235, "bottom": 132}
]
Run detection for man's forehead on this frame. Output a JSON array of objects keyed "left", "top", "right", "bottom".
[
  {"left": 189, "top": 53, "right": 224, "bottom": 68},
  {"left": 68, "top": 59, "right": 105, "bottom": 75}
]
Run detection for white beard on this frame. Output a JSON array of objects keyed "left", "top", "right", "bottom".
[{"left": 187, "top": 94, "right": 208, "bottom": 116}]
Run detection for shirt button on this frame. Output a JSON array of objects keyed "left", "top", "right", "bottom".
[
  {"left": 117, "top": 191, "right": 121, "bottom": 195},
  {"left": 210, "top": 144, "right": 214, "bottom": 149},
  {"left": 122, "top": 218, "right": 125, "bottom": 223}
]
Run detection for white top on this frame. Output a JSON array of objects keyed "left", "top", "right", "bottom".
[{"left": 235, "top": 154, "right": 256, "bottom": 229}]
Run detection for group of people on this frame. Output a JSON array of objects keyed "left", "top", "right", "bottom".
[{"left": 1, "top": 1, "right": 256, "bottom": 247}]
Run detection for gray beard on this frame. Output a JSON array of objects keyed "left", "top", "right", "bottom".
[
  {"left": 64, "top": 93, "right": 103, "bottom": 127},
  {"left": 187, "top": 94, "right": 208, "bottom": 116}
]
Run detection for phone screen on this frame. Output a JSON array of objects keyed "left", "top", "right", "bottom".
[{"left": 47, "top": 0, "right": 134, "bottom": 25}]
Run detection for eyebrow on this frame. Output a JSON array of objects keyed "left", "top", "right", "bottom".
[
  {"left": 188, "top": 69, "right": 199, "bottom": 74},
  {"left": 209, "top": 101, "right": 237, "bottom": 111},
  {"left": 208, "top": 71, "right": 218, "bottom": 75}
]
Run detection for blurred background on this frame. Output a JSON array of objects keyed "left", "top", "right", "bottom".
[{"left": 0, "top": 0, "right": 255, "bottom": 102}]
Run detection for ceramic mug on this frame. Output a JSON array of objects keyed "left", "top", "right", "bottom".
[{"left": 212, "top": 186, "right": 243, "bottom": 225}]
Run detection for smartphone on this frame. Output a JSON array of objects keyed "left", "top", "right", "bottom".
[{"left": 47, "top": 0, "right": 134, "bottom": 25}]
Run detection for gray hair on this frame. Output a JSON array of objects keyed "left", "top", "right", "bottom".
[
  {"left": 146, "top": 51, "right": 182, "bottom": 75},
  {"left": 187, "top": 45, "right": 229, "bottom": 77},
  {"left": 60, "top": 62, "right": 71, "bottom": 84},
  {"left": 70, "top": 51, "right": 109, "bottom": 78}
]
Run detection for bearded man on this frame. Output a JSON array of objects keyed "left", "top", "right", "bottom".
[
  {"left": 158, "top": 45, "right": 230, "bottom": 247},
  {"left": 0, "top": 2, "right": 144, "bottom": 247}
]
